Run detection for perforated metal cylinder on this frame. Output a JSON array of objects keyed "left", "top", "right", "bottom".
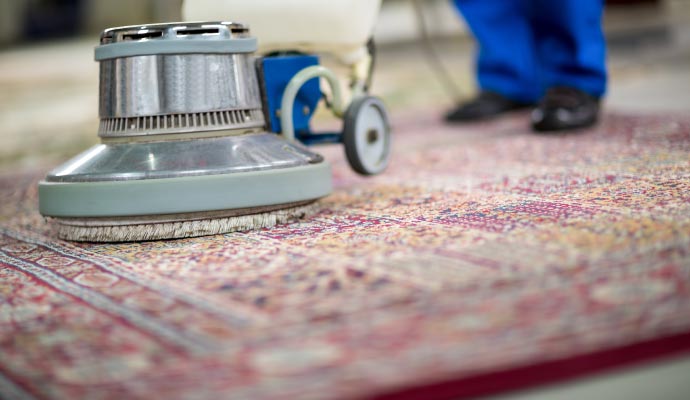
[{"left": 95, "top": 22, "right": 265, "bottom": 138}]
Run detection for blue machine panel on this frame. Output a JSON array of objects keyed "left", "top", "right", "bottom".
[{"left": 258, "top": 55, "right": 321, "bottom": 135}]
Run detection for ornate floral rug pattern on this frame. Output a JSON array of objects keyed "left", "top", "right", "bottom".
[{"left": 1, "top": 112, "right": 690, "bottom": 399}]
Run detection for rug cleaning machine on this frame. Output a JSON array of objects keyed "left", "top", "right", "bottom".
[{"left": 38, "top": 14, "right": 390, "bottom": 242}]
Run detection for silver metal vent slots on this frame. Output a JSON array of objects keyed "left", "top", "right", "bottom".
[{"left": 98, "top": 109, "right": 264, "bottom": 137}]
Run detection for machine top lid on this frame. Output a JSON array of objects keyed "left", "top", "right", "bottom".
[
  {"left": 95, "top": 21, "right": 257, "bottom": 60},
  {"left": 100, "top": 21, "right": 250, "bottom": 45}
]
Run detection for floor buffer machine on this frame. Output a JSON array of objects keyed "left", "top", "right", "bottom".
[{"left": 38, "top": 0, "right": 391, "bottom": 242}]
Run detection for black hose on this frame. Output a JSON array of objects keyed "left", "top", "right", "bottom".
[
  {"left": 411, "top": 0, "right": 466, "bottom": 102},
  {"left": 364, "top": 37, "right": 376, "bottom": 93}
]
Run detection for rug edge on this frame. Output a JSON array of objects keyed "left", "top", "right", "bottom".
[{"left": 370, "top": 329, "right": 690, "bottom": 400}]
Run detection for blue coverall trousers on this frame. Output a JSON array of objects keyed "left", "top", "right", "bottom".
[{"left": 453, "top": 0, "right": 607, "bottom": 103}]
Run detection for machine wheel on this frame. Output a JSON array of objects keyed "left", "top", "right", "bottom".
[{"left": 343, "top": 96, "right": 391, "bottom": 176}]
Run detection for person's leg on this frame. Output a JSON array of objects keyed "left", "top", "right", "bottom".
[
  {"left": 446, "top": 0, "right": 539, "bottom": 122},
  {"left": 529, "top": 0, "right": 607, "bottom": 131},
  {"left": 530, "top": 0, "right": 607, "bottom": 97},
  {"left": 454, "top": 0, "right": 540, "bottom": 102}
]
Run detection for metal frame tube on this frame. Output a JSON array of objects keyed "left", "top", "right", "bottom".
[{"left": 280, "top": 65, "right": 344, "bottom": 141}]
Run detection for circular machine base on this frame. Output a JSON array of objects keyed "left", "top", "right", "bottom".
[
  {"left": 39, "top": 162, "right": 332, "bottom": 218},
  {"left": 39, "top": 161, "right": 332, "bottom": 242}
]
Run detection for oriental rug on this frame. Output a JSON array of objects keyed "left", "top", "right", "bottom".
[{"left": 1, "top": 111, "right": 690, "bottom": 399}]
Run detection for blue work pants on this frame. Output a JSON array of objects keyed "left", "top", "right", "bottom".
[{"left": 453, "top": 0, "right": 607, "bottom": 102}]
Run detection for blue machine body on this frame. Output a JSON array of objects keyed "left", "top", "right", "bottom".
[{"left": 258, "top": 55, "right": 342, "bottom": 145}]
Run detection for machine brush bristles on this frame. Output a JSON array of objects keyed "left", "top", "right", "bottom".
[{"left": 55, "top": 204, "right": 317, "bottom": 242}]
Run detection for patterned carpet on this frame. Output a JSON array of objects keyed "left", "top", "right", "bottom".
[{"left": 1, "top": 111, "right": 690, "bottom": 399}]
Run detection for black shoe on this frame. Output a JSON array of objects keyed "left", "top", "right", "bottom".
[
  {"left": 531, "top": 86, "right": 600, "bottom": 132},
  {"left": 445, "top": 91, "right": 534, "bottom": 123}
]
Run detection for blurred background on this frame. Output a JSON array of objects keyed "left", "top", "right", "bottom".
[{"left": 0, "top": 0, "right": 689, "bottom": 172}]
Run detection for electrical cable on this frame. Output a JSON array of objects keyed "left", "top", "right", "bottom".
[{"left": 410, "top": 0, "right": 466, "bottom": 103}]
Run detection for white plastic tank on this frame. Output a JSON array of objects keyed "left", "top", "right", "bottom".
[{"left": 182, "top": 0, "right": 382, "bottom": 64}]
